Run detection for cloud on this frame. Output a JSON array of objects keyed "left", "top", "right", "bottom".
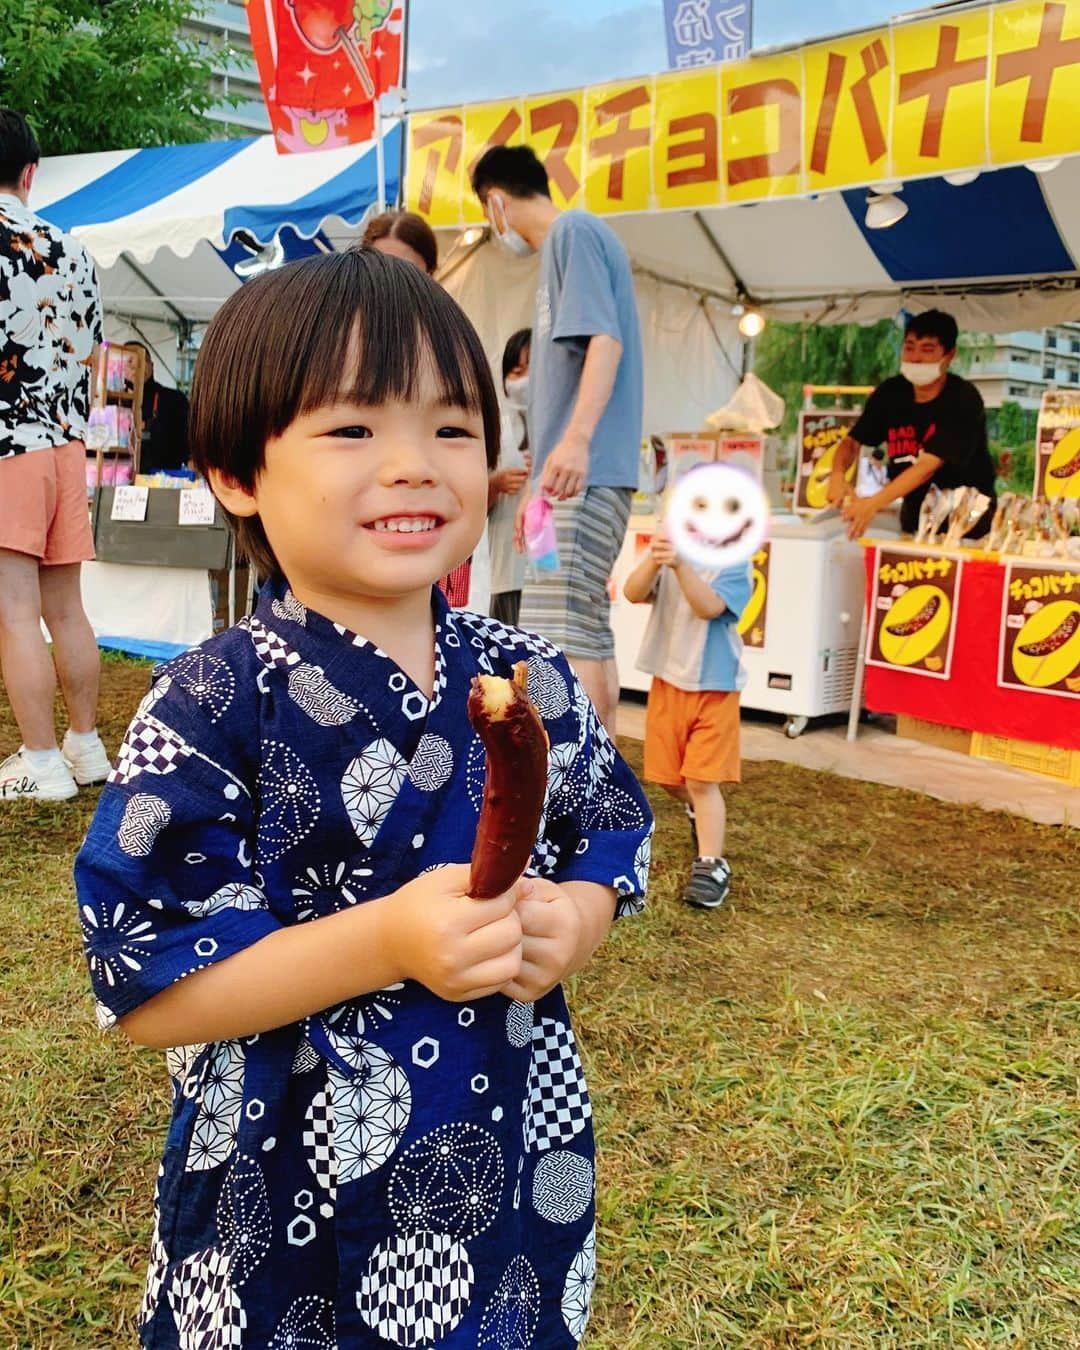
[{"left": 407, "top": 1, "right": 666, "bottom": 107}]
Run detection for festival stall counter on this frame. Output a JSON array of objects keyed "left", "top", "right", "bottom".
[
  {"left": 81, "top": 483, "right": 243, "bottom": 658},
  {"left": 860, "top": 536, "right": 1080, "bottom": 782}
]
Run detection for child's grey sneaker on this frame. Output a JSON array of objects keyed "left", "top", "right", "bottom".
[{"left": 682, "top": 857, "right": 731, "bottom": 910}]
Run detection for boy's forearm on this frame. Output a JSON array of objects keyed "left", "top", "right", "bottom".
[
  {"left": 563, "top": 881, "right": 617, "bottom": 974},
  {"left": 673, "top": 562, "right": 727, "bottom": 619},
  {"left": 624, "top": 553, "right": 660, "bottom": 603},
  {"left": 120, "top": 898, "right": 400, "bottom": 1050}
]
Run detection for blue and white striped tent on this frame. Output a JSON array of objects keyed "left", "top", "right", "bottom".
[
  {"left": 598, "top": 158, "right": 1080, "bottom": 331},
  {"left": 31, "top": 122, "right": 1080, "bottom": 337},
  {"left": 32, "top": 125, "right": 402, "bottom": 331}
]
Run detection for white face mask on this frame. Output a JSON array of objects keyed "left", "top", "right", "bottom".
[
  {"left": 486, "top": 194, "right": 535, "bottom": 259},
  {"left": 504, "top": 375, "right": 529, "bottom": 407},
  {"left": 901, "top": 360, "right": 943, "bottom": 388}
]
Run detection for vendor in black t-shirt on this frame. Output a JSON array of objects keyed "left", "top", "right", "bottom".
[
  {"left": 129, "top": 342, "right": 191, "bottom": 474},
  {"left": 827, "top": 310, "right": 997, "bottom": 540}
]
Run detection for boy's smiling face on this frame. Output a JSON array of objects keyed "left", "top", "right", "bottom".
[{"left": 215, "top": 359, "right": 489, "bottom": 607}]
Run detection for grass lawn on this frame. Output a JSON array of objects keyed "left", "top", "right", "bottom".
[{"left": 2, "top": 659, "right": 1079, "bottom": 1347}]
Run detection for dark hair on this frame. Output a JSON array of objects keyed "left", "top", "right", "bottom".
[
  {"left": 189, "top": 250, "right": 500, "bottom": 580},
  {"left": 0, "top": 109, "right": 40, "bottom": 187},
  {"left": 472, "top": 145, "right": 551, "bottom": 201},
  {"left": 361, "top": 210, "right": 439, "bottom": 275},
  {"left": 905, "top": 309, "right": 958, "bottom": 353},
  {"left": 501, "top": 328, "right": 531, "bottom": 388}
]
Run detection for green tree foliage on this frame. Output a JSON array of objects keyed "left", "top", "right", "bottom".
[
  {"left": 0, "top": 1, "right": 225, "bottom": 155},
  {"left": 753, "top": 319, "right": 901, "bottom": 435},
  {"left": 986, "top": 399, "right": 1038, "bottom": 494}
]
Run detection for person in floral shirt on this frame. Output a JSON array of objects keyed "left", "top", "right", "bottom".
[{"left": 0, "top": 109, "right": 112, "bottom": 801}]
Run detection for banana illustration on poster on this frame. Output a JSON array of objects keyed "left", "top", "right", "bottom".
[
  {"left": 737, "top": 545, "right": 771, "bottom": 649},
  {"left": 1036, "top": 390, "right": 1080, "bottom": 502},
  {"left": 999, "top": 564, "right": 1080, "bottom": 698},
  {"left": 866, "top": 548, "right": 963, "bottom": 680},
  {"left": 796, "top": 410, "right": 860, "bottom": 512}
]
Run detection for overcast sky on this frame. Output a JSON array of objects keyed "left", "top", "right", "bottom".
[{"left": 407, "top": 0, "right": 904, "bottom": 107}]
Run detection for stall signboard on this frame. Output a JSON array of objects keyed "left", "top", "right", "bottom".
[
  {"left": 866, "top": 547, "right": 962, "bottom": 680},
  {"left": 999, "top": 563, "right": 1080, "bottom": 699},
  {"left": 409, "top": 1, "right": 1080, "bottom": 221},
  {"left": 795, "top": 410, "right": 860, "bottom": 512},
  {"left": 716, "top": 433, "right": 764, "bottom": 480},
  {"left": 1035, "top": 389, "right": 1080, "bottom": 501},
  {"left": 737, "top": 543, "right": 771, "bottom": 649}
]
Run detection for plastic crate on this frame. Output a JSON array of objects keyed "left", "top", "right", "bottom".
[{"left": 971, "top": 732, "right": 1080, "bottom": 785}]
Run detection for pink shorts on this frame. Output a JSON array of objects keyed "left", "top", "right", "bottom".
[{"left": 0, "top": 442, "right": 95, "bottom": 565}]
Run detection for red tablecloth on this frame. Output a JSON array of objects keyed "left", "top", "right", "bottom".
[{"left": 862, "top": 551, "right": 1080, "bottom": 751}]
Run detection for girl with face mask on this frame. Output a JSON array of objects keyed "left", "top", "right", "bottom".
[{"left": 487, "top": 329, "right": 532, "bottom": 626}]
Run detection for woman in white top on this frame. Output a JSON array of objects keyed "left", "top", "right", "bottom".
[{"left": 489, "top": 329, "right": 532, "bottom": 626}]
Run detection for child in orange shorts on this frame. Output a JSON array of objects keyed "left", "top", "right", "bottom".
[{"left": 624, "top": 524, "right": 751, "bottom": 908}]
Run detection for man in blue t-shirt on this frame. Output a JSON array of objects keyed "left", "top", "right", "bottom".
[{"left": 472, "top": 145, "right": 643, "bottom": 735}]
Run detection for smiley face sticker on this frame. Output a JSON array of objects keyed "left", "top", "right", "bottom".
[{"left": 665, "top": 465, "right": 769, "bottom": 570}]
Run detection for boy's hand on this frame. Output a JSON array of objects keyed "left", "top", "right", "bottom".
[
  {"left": 650, "top": 528, "right": 678, "bottom": 568},
  {"left": 501, "top": 878, "right": 585, "bottom": 1002},
  {"left": 381, "top": 865, "right": 526, "bottom": 1001}
]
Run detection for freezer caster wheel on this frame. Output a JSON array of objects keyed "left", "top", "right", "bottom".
[{"left": 784, "top": 716, "right": 809, "bottom": 739}]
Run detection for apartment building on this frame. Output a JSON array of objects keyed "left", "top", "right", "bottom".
[
  {"left": 183, "top": 2, "right": 270, "bottom": 136},
  {"left": 965, "top": 324, "right": 1080, "bottom": 411}
]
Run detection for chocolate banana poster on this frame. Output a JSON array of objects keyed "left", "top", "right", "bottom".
[
  {"left": 737, "top": 544, "right": 771, "bottom": 649},
  {"left": 999, "top": 564, "right": 1080, "bottom": 700},
  {"left": 1035, "top": 391, "right": 1080, "bottom": 503},
  {"left": 866, "top": 547, "right": 962, "bottom": 680},
  {"left": 795, "top": 411, "right": 860, "bottom": 513}
]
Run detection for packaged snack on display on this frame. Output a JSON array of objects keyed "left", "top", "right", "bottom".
[
  {"left": 1002, "top": 497, "right": 1041, "bottom": 556},
  {"left": 915, "top": 485, "right": 944, "bottom": 544},
  {"left": 943, "top": 487, "right": 991, "bottom": 550},
  {"left": 986, "top": 493, "right": 1017, "bottom": 552}
]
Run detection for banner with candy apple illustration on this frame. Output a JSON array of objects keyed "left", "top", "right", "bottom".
[
  {"left": 247, "top": 0, "right": 404, "bottom": 154},
  {"left": 866, "top": 547, "right": 962, "bottom": 680}
]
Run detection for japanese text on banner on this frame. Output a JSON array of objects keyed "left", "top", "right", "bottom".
[{"left": 407, "top": 0, "right": 1080, "bottom": 222}]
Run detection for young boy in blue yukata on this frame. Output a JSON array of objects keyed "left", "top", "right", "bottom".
[
  {"left": 74, "top": 250, "right": 652, "bottom": 1349},
  {"left": 624, "top": 516, "right": 750, "bottom": 911}
]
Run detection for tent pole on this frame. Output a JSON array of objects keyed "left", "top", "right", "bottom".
[
  {"left": 396, "top": 0, "right": 412, "bottom": 208},
  {"left": 376, "top": 101, "right": 387, "bottom": 213}
]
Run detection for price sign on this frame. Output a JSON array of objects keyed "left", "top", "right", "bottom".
[
  {"left": 178, "top": 488, "right": 217, "bottom": 527},
  {"left": 110, "top": 486, "right": 149, "bottom": 522}
]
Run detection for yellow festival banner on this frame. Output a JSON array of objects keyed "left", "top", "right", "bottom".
[{"left": 407, "top": 0, "right": 1080, "bottom": 222}]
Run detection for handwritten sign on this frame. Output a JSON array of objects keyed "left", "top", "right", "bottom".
[
  {"left": 110, "top": 485, "right": 149, "bottom": 522},
  {"left": 178, "top": 489, "right": 217, "bottom": 527},
  {"left": 999, "top": 563, "right": 1080, "bottom": 698},
  {"left": 409, "top": 0, "right": 1080, "bottom": 220},
  {"left": 866, "top": 546, "right": 963, "bottom": 680}
]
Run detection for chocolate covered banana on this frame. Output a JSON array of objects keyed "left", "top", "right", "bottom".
[{"left": 468, "top": 663, "right": 549, "bottom": 899}]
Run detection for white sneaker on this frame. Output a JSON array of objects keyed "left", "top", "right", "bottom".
[
  {"left": 62, "top": 730, "right": 113, "bottom": 786},
  {"left": 0, "top": 749, "right": 78, "bottom": 801}
]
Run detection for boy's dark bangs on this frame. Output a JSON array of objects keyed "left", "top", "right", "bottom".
[{"left": 292, "top": 251, "right": 490, "bottom": 421}]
